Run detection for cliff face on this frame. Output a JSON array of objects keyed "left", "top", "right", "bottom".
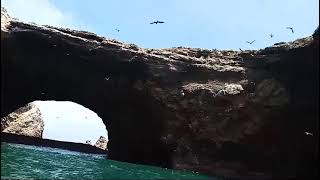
[
  {"left": 94, "top": 136, "right": 108, "bottom": 150},
  {"left": 1, "top": 103, "right": 44, "bottom": 138},
  {"left": 1, "top": 8, "right": 318, "bottom": 178}
]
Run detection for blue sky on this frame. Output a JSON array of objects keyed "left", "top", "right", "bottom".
[{"left": 2, "top": 0, "right": 319, "bottom": 50}]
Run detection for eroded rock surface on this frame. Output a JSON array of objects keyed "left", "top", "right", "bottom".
[
  {"left": 94, "top": 136, "right": 108, "bottom": 150},
  {"left": 1, "top": 103, "right": 44, "bottom": 138},
  {"left": 1, "top": 8, "right": 318, "bottom": 178}
]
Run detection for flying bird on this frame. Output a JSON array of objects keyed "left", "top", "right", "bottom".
[
  {"left": 115, "top": 29, "right": 120, "bottom": 32},
  {"left": 304, "top": 131, "right": 314, "bottom": 136},
  {"left": 286, "top": 27, "right": 294, "bottom": 33},
  {"left": 270, "top": 34, "right": 274, "bottom": 38},
  {"left": 246, "top": 40, "right": 256, "bottom": 44},
  {"left": 239, "top": 48, "right": 243, "bottom": 52},
  {"left": 150, "top": 20, "right": 165, "bottom": 24}
]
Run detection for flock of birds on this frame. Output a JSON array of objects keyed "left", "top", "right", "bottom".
[
  {"left": 38, "top": 21, "right": 313, "bottom": 138},
  {"left": 114, "top": 21, "right": 296, "bottom": 51},
  {"left": 245, "top": 27, "right": 295, "bottom": 45},
  {"left": 112, "top": 23, "right": 314, "bottom": 137}
]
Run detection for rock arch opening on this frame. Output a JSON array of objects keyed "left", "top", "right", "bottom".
[
  {"left": 2, "top": 100, "right": 109, "bottom": 150},
  {"left": 1, "top": 28, "right": 174, "bottom": 168},
  {"left": 35, "top": 101, "right": 108, "bottom": 145}
]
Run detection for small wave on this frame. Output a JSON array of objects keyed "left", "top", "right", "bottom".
[
  {"left": 2, "top": 143, "right": 213, "bottom": 179},
  {"left": 6, "top": 143, "right": 106, "bottom": 159}
]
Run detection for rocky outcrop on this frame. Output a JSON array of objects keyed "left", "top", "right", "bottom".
[
  {"left": 94, "top": 136, "right": 108, "bottom": 150},
  {"left": 2, "top": 132, "right": 107, "bottom": 154},
  {"left": 1, "top": 103, "right": 44, "bottom": 138},
  {"left": 1, "top": 7, "right": 318, "bottom": 178}
]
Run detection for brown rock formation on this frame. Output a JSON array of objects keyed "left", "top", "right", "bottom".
[
  {"left": 1, "top": 103, "right": 44, "bottom": 138},
  {"left": 94, "top": 136, "right": 108, "bottom": 150},
  {"left": 1, "top": 8, "right": 318, "bottom": 178}
]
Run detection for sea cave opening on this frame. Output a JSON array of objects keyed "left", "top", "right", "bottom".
[
  {"left": 2, "top": 100, "right": 109, "bottom": 151},
  {"left": 34, "top": 100, "right": 109, "bottom": 146},
  {"left": 1, "top": 26, "right": 174, "bottom": 169},
  {"left": 1, "top": 93, "right": 173, "bottom": 168}
]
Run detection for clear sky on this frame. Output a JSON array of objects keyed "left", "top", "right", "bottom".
[
  {"left": 33, "top": 101, "right": 108, "bottom": 144},
  {"left": 2, "top": 0, "right": 319, "bottom": 50}
]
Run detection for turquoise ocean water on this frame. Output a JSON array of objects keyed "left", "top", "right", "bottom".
[{"left": 1, "top": 142, "right": 219, "bottom": 179}]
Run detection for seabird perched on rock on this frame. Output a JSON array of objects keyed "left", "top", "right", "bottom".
[
  {"left": 286, "top": 27, "right": 294, "bottom": 33},
  {"left": 150, "top": 20, "right": 165, "bottom": 24},
  {"left": 246, "top": 40, "right": 255, "bottom": 44}
]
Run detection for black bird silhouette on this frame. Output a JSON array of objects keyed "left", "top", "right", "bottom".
[
  {"left": 270, "top": 34, "right": 274, "bottom": 38},
  {"left": 239, "top": 48, "right": 243, "bottom": 52},
  {"left": 115, "top": 29, "right": 120, "bottom": 32},
  {"left": 246, "top": 40, "right": 255, "bottom": 44},
  {"left": 286, "top": 27, "right": 294, "bottom": 33},
  {"left": 150, "top": 20, "right": 165, "bottom": 24}
]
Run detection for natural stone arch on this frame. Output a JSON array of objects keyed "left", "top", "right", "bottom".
[
  {"left": 1, "top": 8, "right": 319, "bottom": 178},
  {"left": 0, "top": 33, "right": 173, "bottom": 168}
]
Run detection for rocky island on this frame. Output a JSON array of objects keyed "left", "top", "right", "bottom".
[
  {"left": 1, "top": 102, "right": 44, "bottom": 138},
  {"left": 95, "top": 136, "right": 108, "bottom": 150},
  {"left": 1, "top": 7, "right": 318, "bottom": 179}
]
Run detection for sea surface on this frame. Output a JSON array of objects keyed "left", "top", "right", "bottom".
[{"left": 1, "top": 143, "right": 218, "bottom": 179}]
